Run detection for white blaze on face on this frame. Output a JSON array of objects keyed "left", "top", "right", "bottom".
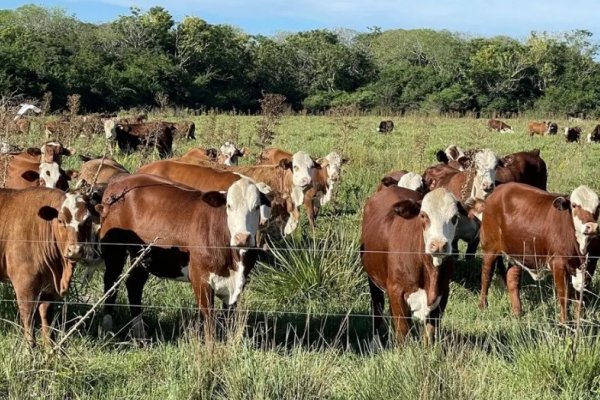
[
  {"left": 226, "top": 178, "right": 261, "bottom": 247},
  {"left": 588, "top": 134, "right": 593, "bottom": 143},
  {"left": 471, "top": 149, "right": 499, "bottom": 200},
  {"left": 60, "top": 193, "right": 100, "bottom": 263},
  {"left": 398, "top": 172, "right": 424, "bottom": 192},
  {"left": 420, "top": 188, "right": 460, "bottom": 267},
  {"left": 220, "top": 142, "right": 240, "bottom": 166},
  {"left": 570, "top": 185, "right": 600, "bottom": 253},
  {"left": 406, "top": 289, "right": 442, "bottom": 321},
  {"left": 291, "top": 151, "right": 315, "bottom": 188},
  {"left": 320, "top": 152, "right": 344, "bottom": 206},
  {"left": 39, "top": 162, "right": 62, "bottom": 188}
]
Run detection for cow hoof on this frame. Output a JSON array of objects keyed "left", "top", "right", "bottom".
[
  {"left": 478, "top": 300, "right": 488, "bottom": 310},
  {"left": 129, "top": 316, "right": 148, "bottom": 340},
  {"left": 101, "top": 314, "right": 114, "bottom": 333}
]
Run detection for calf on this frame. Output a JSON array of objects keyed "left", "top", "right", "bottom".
[
  {"left": 487, "top": 119, "right": 513, "bottom": 133},
  {"left": 0, "top": 188, "right": 100, "bottom": 345},
  {"left": 98, "top": 174, "right": 266, "bottom": 338},
  {"left": 564, "top": 127, "right": 581, "bottom": 143},
  {"left": 361, "top": 187, "right": 463, "bottom": 342},
  {"left": 479, "top": 183, "right": 599, "bottom": 322},
  {"left": 104, "top": 120, "right": 175, "bottom": 158},
  {"left": 528, "top": 121, "right": 557, "bottom": 136},
  {"left": 377, "top": 120, "right": 394, "bottom": 134},
  {"left": 588, "top": 125, "right": 600, "bottom": 143}
]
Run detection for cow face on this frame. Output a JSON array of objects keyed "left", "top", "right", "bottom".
[
  {"left": 290, "top": 151, "right": 315, "bottom": 189},
  {"left": 225, "top": 179, "right": 264, "bottom": 247},
  {"left": 563, "top": 186, "right": 600, "bottom": 253},
  {"left": 471, "top": 149, "right": 500, "bottom": 199},
  {"left": 39, "top": 193, "right": 101, "bottom": 264},
  {"left": 219, "top": 142, "right": 245, "bottom": 166},
  {"left": 397, "top": 172, "right": 424, "bottom": 193},
  {"left": 318, "top": 152, "right": 347, "bottom": 183},
  {"left": 40, "top": 141, "right": 73, "bottom": 163}
]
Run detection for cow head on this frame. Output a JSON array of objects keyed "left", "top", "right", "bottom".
[
  {"left": 470, "top": 149, "right": 501, "bottom": 200},
  {"left": 37, "top": 162, "right": 74, "bottom": 190},
  {"left": 40, "top": 141, "right": 74, "bottom": 164},
  {"left": 393, "top": 188, "right": 463, "bottom": 267},
  {"left": 285, "top": 151, "right": 316, "bottom": 190},
  {"left": 219, "top": 142, "right": 246, "bottom": 166},
  {"left": 224, "top": 178, "right": 266, "bottom": 248},
  {"left": 38, "top": 193, "right": 101, "bottom": 264},
  {"left": 316, "top": 151, "right": 348, "bottom": 183},
  {"left": 547, "top": 122, "right": 558, "bottom": 135},
  {"left": 554, "top": 186, "right": 600, "bottom": 254},
  {"left": 397, "top": 172, "right": 424, "bottom": 193}
]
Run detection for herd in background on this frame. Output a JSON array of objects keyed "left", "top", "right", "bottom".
[{"left": 0, "top": 111, "right": 599, "bottom": 347}]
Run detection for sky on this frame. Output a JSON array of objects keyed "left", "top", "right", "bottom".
[{"left": 3, "top": 0, "right": 600, "bottom": 39}]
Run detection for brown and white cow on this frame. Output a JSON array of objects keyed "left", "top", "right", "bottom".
[
  {"left": 487, "top": 119, "right": 513, "bottom": 133},
  {"left": 588, "top": 125, "right": 600, "bottom": 143},
  {"left": 377, "top": 120, "right": 394, "bottom": 134},
  {"left": 361, "top": 187, "right": 464, "bottom": 342},
  {"left": 564, "top": 127, "right": 582, "bottom": 143},
  {"left": 528, "top": 121, "right": 558, "bottom": 136},
  {"left": 378, "top": 170, "right": 425, "bottom": 194},
  {"left": 0, "top": 188, "right": 100, "bottom": 345},
  {"left": 98, "top": 174, "right": 268, "bottom": 337},
  {"left": 0, "top": 155, "right": 74, "bottom": 190},
  {"left": 104, "top": 120, "right": 175, "bottom": 158},
  {"left": 479, "top": 183, "right": 599, "bottom": 322}
]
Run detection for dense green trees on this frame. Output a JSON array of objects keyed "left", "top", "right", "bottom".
[{"left": 1, "top": 5, "right": 599, "bottom": 115}]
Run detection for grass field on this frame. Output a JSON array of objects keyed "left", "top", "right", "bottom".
[{"left": 1, "top": 114, "right": 600, "bottom": 399}]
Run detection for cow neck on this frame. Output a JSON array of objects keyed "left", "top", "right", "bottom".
[
  {"left": 417, "top": 233, "right": 446, "bottom": 305},
  {"left": 43, "top": 218, "right": 73, "bottom": 296}
]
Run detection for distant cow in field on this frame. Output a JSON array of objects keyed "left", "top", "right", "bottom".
[
  {"left": 528, "top": 121, "right": 553, "bottom": 136},
  {"left": 361, "top": 187, "right": 465, "bottom": 342},
  {"left": 487, "top": 119, "right": 513, "bottom": 133},
  {"left": 479, "top": 183, "right": 599, "bottom": 322},
  {"left": 377, "top": 120, "right": 394, "bottom": 134},
  {"left": 98, "top": 174, "right": 267, "bottom": 338},
  {"left": 104, "top": 120, "right": 175, "bottom": 158},
  {"left": 0, "top": 188, "right": 100, "bottom": 346},
  {"left": 171, "top": 121, "right": 196, "bottom": 140},
  {"left": 564, "top": 127, "right": 582, "bottom": 143},
  {"left": 588, "top": 125, "right": 600, "bottom": 143}
]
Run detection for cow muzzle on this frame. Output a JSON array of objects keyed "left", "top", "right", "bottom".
[
  {"left": 232, "top": 232, "right": 252, "bottom": 247},
  {"left": 584, "top": 222, "right": 599, "bottom": 235},
  {"left": 65, "top": 244, "right": 84, "bottom": 260},
  {"left": 481, "top": 182, "right": 494, "bottom": 194},
  {"left": 427, "top": 240, "right": 450, "bottom": 257}
]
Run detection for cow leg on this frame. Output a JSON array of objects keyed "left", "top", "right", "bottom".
[
  {"left": 14, "top": 286, "right": 38, "bottom": 347},
  {"left": 479, "top": 252, "right": 498, "bottom": 310},
  {"left": 101, "top": 241, "right": 128, "bottom": 333},
  {"left": 125, "top": 267, "right": 150, "bottom": 339},
  {"left": 465, "top": 237, "right": 480, "bottom": 261},
  {"left": 425, "top": 264, "right": 453, "bottom": 344},
  {"left": 304, "top": 195, "right": 316, "bottom": 229},
  {"left": 38, "top": 299, "right": 54, "bottom": 346},
  {"left": 506, "top": 266, "right": 523, "bottom": 317},
  {"left": 551, "top": 262, "right": 569, "bottom": 324},
  {"left": 387, "top": 285, "right": 410, "bottom": 343},
  {"left": 189, "top": 267, "right": 216, "bottom": 337},
  {"left": 368, "top": 277, "right": 386, "bottom": 344}
]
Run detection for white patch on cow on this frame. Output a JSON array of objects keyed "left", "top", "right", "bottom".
[
  {"left": 572, "top": 269, "right": 585, "bottom": 292},
  {"left": 444, "top": 145, "right": 465, "bottom": 161},
  {"left": 173, "top": 266, "right": 190, "bottom": 282},
  {"left": 220, "top": 142, "right": 239, "bottom": 166},
  {"left": 471, "top": 149, "right": 499, "bottom": 200},
  {"left": 62, "top": 193, "right": 84, "bottom": 229},
  {"left": 406, "top": 289, "right": 441, "bottom": 321},
  {"left": 588, "top": 134, "right": 593, "bottom": 143},
  {"left": 39, "top": 162, "right": 62, "bottom": 188},
  {"left": 420, "top": 188, "right": 460, "bottom": 262},
  {"left": 397, "top": 172, "right": 423, "bottom": 192},
  {"left": 570, "top": 185, "right": 600, "bottom": 253},
  {"left": 209, "top": 261, "right": 246, "bottom": 305},
  {"left": 291, "top": 185, "right": 304, "bottom": 208},
  {"left": 284, "top": 214, "right": 299, "bottom": 235},
  {"left": 226, "top": 178, "right": 261, "bottom": 247},
  {"left": 291, "top": 151, "right": 315, "bottom": 188},
  {"left": 104, "top": 119, "right": 117, "bottom": 140}
]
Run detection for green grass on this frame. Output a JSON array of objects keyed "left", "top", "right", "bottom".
[{"left": 1, "top": 114, "right": 600, "bottom": 399}]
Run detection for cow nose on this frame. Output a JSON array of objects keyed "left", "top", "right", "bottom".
[
  {"left": 233, "top": 232, "right": 251, "bottom": 247},
  {"left": 428, "top": 240, "right": 449, "bottom": 255},
  {"left": 66, "top": 245, "right": 83, "bottom": 260},
  {"left": 300, "top": 177, "right": 311, "bottom": 187},
  {"left": 585, "top": 222, "right": 599, "bottom": 235}
]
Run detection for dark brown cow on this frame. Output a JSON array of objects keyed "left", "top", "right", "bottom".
[
  {"left": 98, "top": 174, "right": 267, "bottom": 338},
  {"left": 0, "top": 188, "right": 100, "bottom": 345},
  {"left": 377, "top": 120, "right": 394, "bottom": 134},
  {"left": 361, "top": 186, "right": 464, "bottom": 342},
  {"left": 104, "top": 120, "right": 175, "bottom": 158},
  {"left": 564, "top": 127, "right": 582, "bottom": 143},
  {"left": 487, "top": 119, "right": 513, "bottom": 133},
  {"left": 495, "top": 149, "right": 547, "bottom": 190},
  {"left": 588, "top": 125, "right": 600, "bottom": 143},
  {"left": 479, "top": 183, "right": 599, "bottom": 322}
]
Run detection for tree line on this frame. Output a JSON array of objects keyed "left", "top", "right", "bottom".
[{"left": 1, "top": 5, "right": 600, "bottom": 116}]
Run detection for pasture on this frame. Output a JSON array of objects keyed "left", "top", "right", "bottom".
[{"left": 1, "top": 114, "right": 600, "bottom": 399}]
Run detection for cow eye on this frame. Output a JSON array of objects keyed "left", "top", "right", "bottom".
[{"left": 293, "top": 166, "right": 298, "bottom": 171}]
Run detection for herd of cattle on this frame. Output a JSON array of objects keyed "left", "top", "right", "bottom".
[{"left": 0, "top": 115, "right": 599, "bottom": 347}]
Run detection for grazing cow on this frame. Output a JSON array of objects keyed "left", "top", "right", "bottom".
[
  {"left": 104, "top": 120, "right": 175, "bottom": 158},
  {"left": 172, "top": 121, "right": 196, "bottom": 140},
  {"left": 259, "top": 148, "right": 346, "bottom": 228},
  {"left": 429, "top": 149, "right": 502, "bottom": 259},
  {"left": 487, "top": 119, "right": 513, "bottom": 133},
  {"left": 422, "top": 163, "right": 460, "bottom": 192},
  {"left": 98, "top": 174, "right": 267, "bottom": 337},
  {"left": 137, "top": 160, "right": 298, "bottom": 237},
  {"left": 564, "top": 127, "right": 582, "bottom": 143},
  {"left": 361, "top": 187, "right": 464, "bottom": 342},
  {"left": 75, "top": 155, "right": 129, "bottom": 190},
  {"left": 377, "top": 120, "right": 394, "bottom": 134},
  {"left": 495, "top": 149, "right": 547, "bottom": 190},
  {"left": 379, "top": 171, "right": 425, "bottom": 194},
  {"left": 588, "top": 125, "right": 600, "bottom": 143},
  {"left": 528, "top": 121, "right": 557, "bottom": 136},
  {"left": 479, "top": 183, "right": 599, "bottom": 322},
  {"left": 0, "top": 188, "right": 100, "bottom": 345}
]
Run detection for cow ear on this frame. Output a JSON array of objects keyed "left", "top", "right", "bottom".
[
  {"left": 259, "top": 192, "right": 272, "bottom": 208},
  {"left": 27, "top": 147, "right": 41, "bottom": 156},
  {"left": 393, "top": 199, "right": 421, "bottom": 219},
  {"left": 21, "top": 170, "right": 40, "bottom": 182},
  {"left": 496, "top": 158, "right": 505, "bottom": 168},
  {"left": 457, "top": 156, "right": 470, "bottom": 169},
  {"left": 202, "top": 191, "right": 227, "bottom": 208},
  {"left": 316, "top": 157, "right": 328, "bottom": 168},
  {"left": 553, "top": 197, "right": 571, "bottom": 211},
  {"left": 279, "top": 159, "right": 293, "bottom": 170},
  {"left": 436, "top": 150, "right": 449, "bottom": 164},
  {"left": 380, "top": 176, "right": 399, "bottom": 187},
  {"left": 66, "top": 169, "right": 78, "bottom": 179},
  {"left": 62, "top": 147, "right": 74, "bottom": 156},
  {"left": 38, "top": 206, "right": 59, "bottom": 221}
]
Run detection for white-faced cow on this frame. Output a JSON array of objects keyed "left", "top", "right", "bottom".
[
  {"left": 377, "top": 120, "right": 394, "bottom": 134},
  {"left": 564, "top": 127, "right": 582, "bottom": 143}
]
